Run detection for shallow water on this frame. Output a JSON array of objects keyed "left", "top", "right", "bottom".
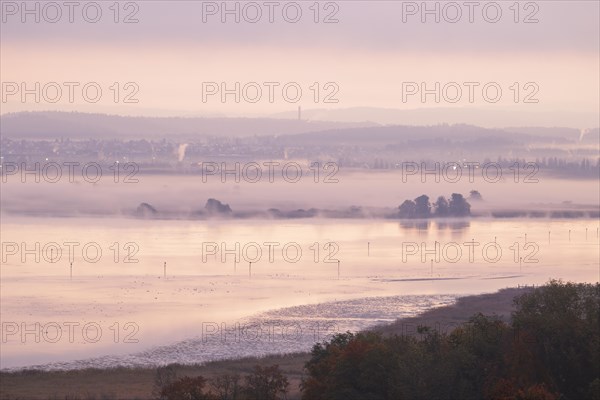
[{"left": 1, "top": 216, "right": 598, "bottom": 370}]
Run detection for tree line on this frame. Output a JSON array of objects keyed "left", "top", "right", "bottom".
[
  {"left": 398, "top": 191, "right": 479, "bottom": 218},
  {"left": 302, "top": 281, "right": 599, "bottom": 400},
  {"left": 153, "top": 280, "right": 599, "bottom": 400},
  {"left": 155, "top": 364, "right": 289, "bottom": 400}
]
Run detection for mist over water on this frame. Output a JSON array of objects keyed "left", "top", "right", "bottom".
[
  {"left": 1, "top": 173, "right": 598, "bottom": 217},
  {"left": 1, "top": 132, "right": 598, "bottom": 372},
  {"left": 1, "top": 167, "right": 599, "bottom": 370},
  {"left": 1, "top": 2, "right": 599, "bottom": 389},
  {"left": 0, "top": 5, "right": 600, "bottom": 400},
  {"left": 1, "top": 211, "right": 598, "bottom": 369}
]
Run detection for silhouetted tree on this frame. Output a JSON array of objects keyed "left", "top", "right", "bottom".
[
  {"left": 448, "top": 193, "right": 471, "bottom": 216},
  {"left": 154, "top": 365, "right": 177, "bottom": 398},
  {"left": 414, "top": 195, "right": 431, "bottom": 218},
  {"left": 398, "top": 200, "right": 416, "bottom": 218},
  {"left": 433, "top": 196, "right": 449, "bottom": 217},
  {"left": 205, "top": 198, "right": 232, "bottom": 215},
  {"left": 511, "top": 280, "right": 600, "bottom": 400},
  {"left": 469, "top": 190, "right": 483, "bottom": 201},
  {"left": 211, "top": 373, "right": 241, "bottom": 400},
  {"left": 159, "top": 376, "right": 215, "bottom": 400},
  {"left": 136, "top": 202, "right": 158, "bottom": 218},
  {"left": 243, "top": 365, "right": 289, "bottom": 400},
  {"left": 301, "top": 281, "right": 598, "bottom": 400}
]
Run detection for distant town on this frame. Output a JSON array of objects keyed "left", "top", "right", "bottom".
[{"left": 1, "top": 135, "right": 598, "bottom": 179}]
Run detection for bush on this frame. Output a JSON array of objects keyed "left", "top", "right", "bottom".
[
  {"left": 242, "top": 365, "right": 289, "bottom": 400},
  {"left": 302, "top": 281, "right": 599, "bottom": 400},
  {"left": 159, "top": 376, "right": 213, "bottom": 400},
  {"left": 155, "top": 364, "right": 288, "bottom": 400}
]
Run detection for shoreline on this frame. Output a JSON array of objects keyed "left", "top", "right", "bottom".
[
  {"left": 0, "top": 287, "right": 533, "bottom": 400},
  {"left": 2, "top": 207, "right": 599, "bottom": 220}
]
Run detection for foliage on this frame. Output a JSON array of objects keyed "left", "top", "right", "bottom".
[
  {"left": 159, "top": 376, "right": 212, "bottom": 400},
  {"left": 156, "top": 365, "right": 288, "bottom": 400},
  {"left": 469, "top": 190, "right": 483, "bottom": 201},
  {"left": 211, "top": 373, "right": 241, "bottom": 400},
  {"left": 448, "top": 193, "right": 471, "bottom": 216},
  {"left": 242, "top": 365, "right": 289, "bottom": 400},
  {"left": 398, "top": 193, "right": 471, "bottom": 218},
  {"left": 398, "top": 200, "right": 417, "bottom": 218},
  {"left": 433, "top": 196, "right": 449, "bottom": 217},
  {"left": 302, "top": 281, "right": 599, "bottom": 400},
  {"left": 414, "top": 195, "right": 431, "bottom": 218},
  {"left": 153, "top": 365, "right": 177, "bottom": 397}
]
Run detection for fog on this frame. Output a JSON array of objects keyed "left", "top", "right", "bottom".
[
  {"left": 2, "top": 214, "right": 598, "bottom": 369},
  {"left": 1, "top": 0, "right": 598, "bottom": 378},
  {"left": 1, "top": 172, "right": 598, "bottom": 219}
]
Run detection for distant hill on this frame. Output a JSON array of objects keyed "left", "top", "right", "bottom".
[
  {"left": 503, "top": 126, "right": 600, "bottom": 144},
  {"left": 274, "top": 124, "right": 533, "bottom": 147},
  {"left": 270, "top": 106, "right": 600, "bottom": 130},
  {"left": 0, "top": 111, "right": 378, "bottom": 139},
  {"left": 274, "top": 124, "right": 600, "bottom": 148},
  {"left": 1, "top": 112, "right": 597, "bottom": 152}
]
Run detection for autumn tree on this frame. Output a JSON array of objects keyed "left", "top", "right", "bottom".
[
  {"left": 243, "top": 365, "right": 289, "bottom": 400},
  {"left": 211, "top": 373, "right": 241, "bottom": 400},
  {"left": 159, "top": 376, "right": 215, "bottom": 400},
  {"left": 302, "top": 281, "right": 598, "bottom": 400}
]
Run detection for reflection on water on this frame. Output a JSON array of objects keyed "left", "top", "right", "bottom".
[
  {"left": 9, "top": 294, "right": 458, "bottom": 371},
  {"left": 1, "top": 216, "right": 598, "bottom": 370},
  {"left": 399, "top": 219, "right": 470, "bottom": 233},
  {"left": 435, "top": 220, "right": 471, "bottom": 231}
]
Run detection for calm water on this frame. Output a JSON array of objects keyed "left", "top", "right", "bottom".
[{"left": 1, "top": 216, "right": 598, "bottom": 370}]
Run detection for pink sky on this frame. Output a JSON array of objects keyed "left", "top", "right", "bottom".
[{"left": 1, "top": 1, "right": 599, "bottom": 125}]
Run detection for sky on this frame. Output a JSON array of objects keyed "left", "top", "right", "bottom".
[{"left": 1, "top": 0, "right": 599, "bottom": 126}]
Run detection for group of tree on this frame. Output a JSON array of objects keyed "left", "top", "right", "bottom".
[
  {"left": 205, "top": 198, "right": 233, "bottom": 215},
  {"left": 398, "top": 192, "right": 475, "bottom": 219},
  {"left": 155, "top": 364, "right": 289, "bottom": 400},
  {"left": 301, "top": 280, "right": 600, "bottom": 400}
]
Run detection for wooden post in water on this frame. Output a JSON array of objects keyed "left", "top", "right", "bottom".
[
  {"left": 525, "top": 233, "right": 527, "bottom": 242},
  {"left": 337, "top": 260, "right": 340, "bottom": 280},
  {"left": 367, "top": 242, "right": 370, "bottom": 256},
  {"left": 519, "top": 257, "right": 522, "bottom": 272},
  {"left": 70, "top": 262, "right": 72, "bottom": 280},
  {"left": 249, "top": 262, "right": 252, "bottom": 279},
  {"left": 569, "top": 229, "right": 571, "bottom": 241},
  {"left": 234, "top": 259, "right": 237, "bottom": 274},
  {"left": 163, "top": 262, "right": 166, "bottom": 279},
  {"left": 548, "top": 231, "right": 551, "bottom": 244},
  {"left": 430, "top": 259, "right": 433, "bottom": 276},
  {"left": 586, "top": 228, "right": 588, "bottom": 240}
]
